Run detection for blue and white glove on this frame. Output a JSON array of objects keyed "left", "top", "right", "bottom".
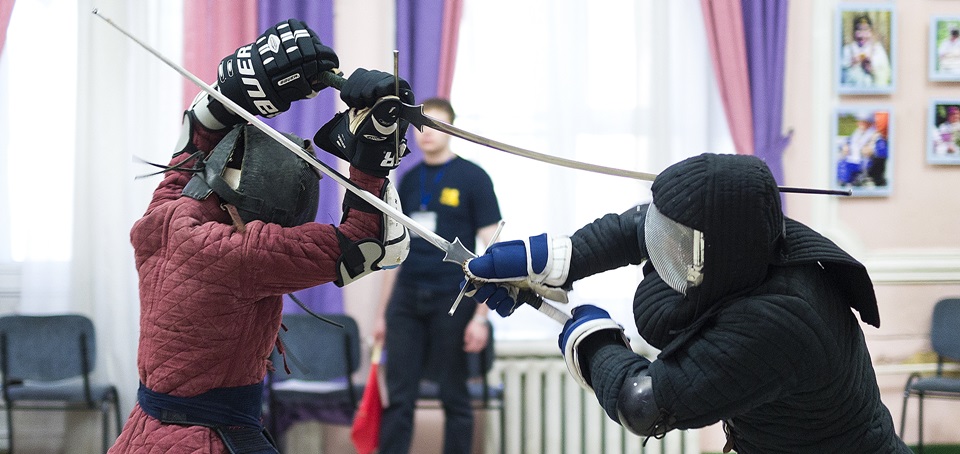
[
  {"left": 464, "top": 233, "right": 572, "bottom": 303},
  {"left": 559, "top": 305, "right": 629, "bottom": 391}
]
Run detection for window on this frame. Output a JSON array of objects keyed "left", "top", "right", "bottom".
[
  {"left": 1, "top": 0, "right": 77, "bottom": 263},
  {"left": 450, "top": 0, "right": 731, "bottom": 340}
]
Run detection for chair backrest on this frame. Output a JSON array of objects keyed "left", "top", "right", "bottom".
[
  {"left": 270, "top": 313, "right": 361, "bottom": 382},
  {"left": 0, "top": 314, "right": 97, "bottom": 382},
  {"left": 931, "top": 298, "right": 960, "bottom": 361}
]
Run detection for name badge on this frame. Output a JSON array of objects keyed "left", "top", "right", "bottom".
[{"left": 410, "top": 211, "right": 437, "bottom": 236}]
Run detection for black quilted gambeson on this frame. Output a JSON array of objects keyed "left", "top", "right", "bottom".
[{"left": 562, "top": 154, "right": 909, "bottom": 453}]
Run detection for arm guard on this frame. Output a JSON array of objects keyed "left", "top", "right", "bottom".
[{"left": 333, "top": 179, "right": 409, "bottom": 286}]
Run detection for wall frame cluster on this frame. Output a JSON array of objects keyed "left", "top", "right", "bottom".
[{"left": 833, "top": 3, "right": 960, "bottom": 198}]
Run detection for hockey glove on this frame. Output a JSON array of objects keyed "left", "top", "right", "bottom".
[
  {"left": 211, "top": 18, "right": 339, "bottom": 126},
  {"left": 464, "top": 233, "right": 571, "bottom": 303},
  {"left": 338, "top": 67, "right": 415, "bottom": 109},
  {"left": 560, "top": 304, "right": 630, "bottom": 391},
  {"left": 314, "top": 68, "right": 415, "bottom": 178},
  {"left": 461, "top": 280, "right": 521, "bottom": 318}
]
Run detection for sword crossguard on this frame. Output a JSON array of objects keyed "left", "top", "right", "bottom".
[{"left": 442, "top": 238, "right": 477, "bottom": 267}]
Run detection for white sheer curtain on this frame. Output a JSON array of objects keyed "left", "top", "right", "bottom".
[
  {"left": 3, "top": 0, "right": 76, "bottom": 313},
  {"left": 75, "top": 0, "right": 185, "bottom": 419},
  {"left": 450, "top": 0, "right": 733, "bottom": 340},
  {"left": 2, "top": 1, "right": 184, "bottom": 440}
]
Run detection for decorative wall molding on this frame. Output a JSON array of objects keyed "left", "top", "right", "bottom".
[{"left": 862, "top": 250, "right": 960, "bottom": 284}]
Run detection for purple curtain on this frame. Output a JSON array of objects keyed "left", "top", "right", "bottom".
[
  {"left": 742, "top": 0, "right": 791, "bottom": 185},
  {"left": 258, "top": 1, "right": 344, "bottom": 315},
  {"left": 395, "top": 0, "right": 459, "bottom": 180}
]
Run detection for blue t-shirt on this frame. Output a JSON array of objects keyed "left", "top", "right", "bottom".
[{"left": 396, "top": 156, "right": 501, "bottom": 291}]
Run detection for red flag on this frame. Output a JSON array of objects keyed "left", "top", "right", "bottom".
[{"left": 351, "top": 342, "right": 385, "bottom": 454}]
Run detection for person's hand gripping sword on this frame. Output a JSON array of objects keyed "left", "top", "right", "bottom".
[{"left": 461, "top": 233, "right": 573, "bottom": 320}]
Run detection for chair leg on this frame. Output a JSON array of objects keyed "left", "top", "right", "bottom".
[
  {"left": 499, "top": 405, "right": 505, "bottom": 454},
  {"left": 6, "top": 406, "right": 13, "bottom": 454},
  {"left": 899, "top": 392, "right": 908, "bottom": 438},
  {"left": 114, "top": 394, "right": 122, "bottom": 443},
  {"left": 918, "top": 394, "right": 924, "bottom": 454},
  {"left": 102, "top": 402, "right": 110, "bottom": 454}
]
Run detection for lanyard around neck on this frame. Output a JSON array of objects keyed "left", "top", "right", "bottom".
[{"left": 419, "top": 159, "right": 453, "bottom": 210}]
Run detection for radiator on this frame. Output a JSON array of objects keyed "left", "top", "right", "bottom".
[{"left": 486, "top": 342, "right": 699, "bottom": 454}]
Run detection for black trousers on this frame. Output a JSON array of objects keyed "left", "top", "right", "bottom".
[{"left": 378, "top": 283, "right": 474, "bottom": 454}]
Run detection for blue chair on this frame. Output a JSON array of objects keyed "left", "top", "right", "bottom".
[
  {"left": 0, "top": 314, "right": 122, "bottom": 453},
  {"left": 900, "top": 298, "right": 960, "bottom": 453},
  {"left": 266, "top": 313, "right": 363, "bottom": 450}
]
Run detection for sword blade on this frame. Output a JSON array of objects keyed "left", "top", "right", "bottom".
[
  {"left": 399, "top": 103, "right": 657, "bottom": 181},
  {"left": 316, "top": 72, "right": 656, "bottom": 181}
]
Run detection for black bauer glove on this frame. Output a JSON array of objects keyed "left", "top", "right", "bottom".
[
  {"left": 314, "top": 68, "right": 416, "bottom": 178},
  {"left": 339, "top": 67, "right": 415, "bottom": 109},
  {"left": 210, "top": 19, "right": 339, "bottom": 126}
]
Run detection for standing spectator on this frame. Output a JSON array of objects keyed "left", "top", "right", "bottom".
[{"left": 374, "top": 98, "right": 502, "bottom": 454}]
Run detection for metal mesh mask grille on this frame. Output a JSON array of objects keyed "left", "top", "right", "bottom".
[{"left": 644, "top": 202, "right": 704, "bottom": 295}]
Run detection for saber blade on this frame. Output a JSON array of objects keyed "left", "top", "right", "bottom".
[
  {"left": 399, "top": 104, "right": 658, "bottom": 181},
  {"left": 317, "top": 72, "right": 657, "bottom": 182}
]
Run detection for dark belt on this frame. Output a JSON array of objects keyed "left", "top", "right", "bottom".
[{"left": 138, "top": 382, "right": 278, "bottom": 454}]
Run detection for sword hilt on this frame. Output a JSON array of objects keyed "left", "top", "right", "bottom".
[
  {"left": 319, "top": 71, "right": 347, "bottom": 91},
  {"left": 517, "top": 290, "right": 571, "bottom": 324}
]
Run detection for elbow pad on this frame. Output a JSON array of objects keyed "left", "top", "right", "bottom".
[
  {"left": 616, "top": 372, "right": 671, "bottom": 437},
  {"left": 334, "top": 180, "right": 409, "bottom": 286}
]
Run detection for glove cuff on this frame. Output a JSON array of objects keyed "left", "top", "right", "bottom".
[
  {"left": 527, "top": 234, "right": 572, "bottom": 287},
  {"left": 187, "top": 89, "right": 242, "bottom": 132},
  {"left": 563, "top": 318, "right": 628, "bottom": 392}
]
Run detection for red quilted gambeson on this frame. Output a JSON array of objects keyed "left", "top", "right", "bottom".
[{"left": 109, "top": 122, "right": 384, "bottom": 453}]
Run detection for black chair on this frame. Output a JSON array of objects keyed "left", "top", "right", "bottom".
[
  {"left": 900, "top": 298, "right": 960, "bottom": 453},
  {"left": 418, "top": 320, "right": 504, "bottom": 452},
  {"left": 0, "top": 314, "right": 122, "bottom": 453},
  {"left": 266, "top": 313, "right": 363, "bottom": 450}
]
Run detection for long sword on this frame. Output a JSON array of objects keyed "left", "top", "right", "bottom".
[{"left": 91, "top": 9, "right": 571, "bottom": 324}]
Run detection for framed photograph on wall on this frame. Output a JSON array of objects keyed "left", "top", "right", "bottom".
[
  {"left": 929, "top": 16, "right": 960, "bottom": 81},
  {"left": 928, "top": 100, "right": 960, "bottom": 164},
  {"left": 831, "top": 106, "right": 893, "bottom": 196},
  {"left": 837, "top": 5, "right": 895, "bottom": 95}
]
